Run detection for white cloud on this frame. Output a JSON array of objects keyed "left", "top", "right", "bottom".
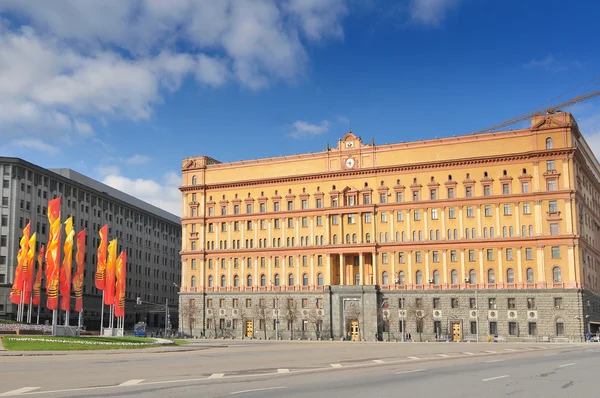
[
  {"left": 11, "top": 138, "right": 60, "bottom": 155},
  {"left": 102, "top": 172, "right": 181, "bottom": 216},
  {"left": 289, "top": 120, "right": 330, "bottom": 139},
  {"left": 96, "top": 165, "right": 121, "bottom": 177},
  {"left": 125, "top": 154, "right": 151, "bottom": 165},
  {"left": 409, "top": 0, "right": 460, "bottom": 26},
  {"left": 74, "top": 120, "right": 94, "bottom": 136},
  {"left": 523, "top": 54, "right": 581, "bottom": 72}
]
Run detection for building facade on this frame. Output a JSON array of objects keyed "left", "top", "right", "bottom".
[
  {"left": 0, "top": 158, "right": 182, "bottom": 329},
  {"left": 179, "top": 112, "right": 600, "bottom": 342}
]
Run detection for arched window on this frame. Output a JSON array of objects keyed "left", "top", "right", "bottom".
[
  {"left": 301, "top": 237, "right": 305, "bottom": 246},
  {"left": 509, "top": 226, "right": 514, "bottom": 237},
  {"left": 502, "top": 226, "right": 507, "bottom": 237},
  {"left": 233, "top": 275, "right": 239, "bottom": 287},
  {"left": 465, "top": 228, "right": 470, "bottom": 239},
  {"left": 454, "top": 229, "right": 458, "bottom": 240},
  {"left": 303, "top": 273, "right": 309, "bottom": 286},
  {"left": 553, "top": 266, "right": 562, "bottom": 283},
  {"left": 487, "top": 269, "right": 495, "bottom": 284},
  {"left": 398, "top": 271, "right": 405, "bottom": 285},
  {"left": 529, "top": 225, "right": 533, "bottom": 236},
  {"left": 274, "top": 274, "right": 280, "bottom": 286},
  {"left": 346, "top": 234, "right": 351, "bottom": 244},
  {"left": 430, "top": 230, "right": 434, "bottom": 240},
  {"left": 385, "top": 232, "right": 389, "bottom": 242},
  {"left": 365, "top": 233, "right": 371, "bottom": 243},
  {"left": 436, "top": 229, "right": 441, "bottom": 240},
  {"left": 413, "top": 231, "right": 417, "bottom": 241},
  {"left": 469, "top": 269, "right": 476, "bottom": 284},
  {"left": 490, "top": 227, "right": 495, "bottom": 237},
  {"left": 416, "top": 270, "right": 423, "bottom": 285},
  {"left": 546, "top": 137, "right": 553, "bottom": 149},
  {"left": 396, "top": 232, "right": 400, "bottom": 242},
  {"left": 483, "top": 227, "right": 488, "bottom": 238},
  {"left": 333, "top": 234, "right": 338, "bottom": 244},
  {"left": 521, "top": 225, "right": 526, "bottom": 236},
  {"left": 246, "top": 274, "right": 252, "bottom": 287},
  {"left": 556, "top": 319, "right": 564, "bottom": 336},
  {"left": 382, "top": 271, "right": 389, "bottom": 285},
  {"left": 260, "top": 274, "right": 266, "bottom": 287},
  {"left": 192, "top": 175, "right": 197, "bottom": 185},
  {"left": 472, "top": 228, "right": 476, "bottom": 238},
  {"left": 220, "top": 275, "right": 226, "bottom": 287},
  {"left": 506, "top": 268, "right": 514, "bottom": 284},
  {"left": 355, "top": 273, "right": 360, "bottom": 285},
  {"left": 380, "top": 232, "right": 384, "bottom": 242},
  {"left": 451, "top": 269, "right": 458, "bottom": 284},
  {"left": 191, "top": 276, "right": 196, "bottom": 287},
  {"left": 207, "top": 275, "right": 213, "bottom": 287},
  {"left": 402, "top": 231, "right": 406, "bottom": 242},
  {"left": 288, "top": 273, "right": 294, "bottom": 286},
  {"left": 352, "top": 233, "right": 357, "bottom": 243},
  {"left": 526, "top": 267, "right": 534, "bottom": 283},
  {"left": 433, "top": 270, "right": 440, "bottom": 285},
  {"left": 317, "top": 273, "right": 323, "bottom": 286},
  {"left": 447, "top": 229, "right": 452, "bottom": 239},
  {"left": 419, "top": 231, "right": 423, "bottom": 241}
]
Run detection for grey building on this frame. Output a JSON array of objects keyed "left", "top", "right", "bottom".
[{"left": 0, "top": 158, "right": 181, "bottom": 329}]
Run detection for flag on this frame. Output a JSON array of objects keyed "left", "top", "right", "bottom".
[
  {"left": 9, "top": 223, "right": 31, "bottom": 305},
  {"left": 45, "top": 198, "right": 62, "bottom": 311},
  {"left": 73, "top": 230, "right": 86, "bottom": 312},
  {"left": 114, "top": 251, "right": 127, "bottom": 317},
  {"left": 60, "top": 217, "right": 75, "bottom": 311},
  {"left": 22, "top": 232, "right": 37, "bottom": 303},
  {"left": 95, "top": 225, "right": 108, "bottom": 290},
  {"left": 104, "top": 239, "right": 117, "bottom": 305},
  {"left": 32, "top": 245, "right": 45, "bottom": 306}
]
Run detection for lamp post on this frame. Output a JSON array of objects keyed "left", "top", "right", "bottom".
[
  {"left": 173, "top": 283, "right": 181, "bottom": 337},
  {"left": 395, "top": 275, "right": 405, "bottom": 342},
  {"left": 270, "top": 280, "right": 279, "bottom": 341}
]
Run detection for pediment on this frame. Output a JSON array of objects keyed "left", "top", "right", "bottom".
[{"left": 531, "top": 116, "right": 569, "bottom": 131}]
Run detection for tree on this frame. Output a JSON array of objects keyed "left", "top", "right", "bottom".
[
  {"left": 407, "top": 301, "right": 431, "bottom": 342},
  {"left": 179, "top": 299, "right": 201, "bottom": 337},
  {"left": 282, "top": 297, "right": 299, "bottom": 340},
  {"left": 306, "top": 308, "right": 324, "bottom": 340},
  {"left": 252, "top": 299, "right": 270, "bottom": 340}
]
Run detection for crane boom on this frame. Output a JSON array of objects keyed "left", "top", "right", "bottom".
[{"left": 471, "top": 84, "right": 600, "bottom": 135}]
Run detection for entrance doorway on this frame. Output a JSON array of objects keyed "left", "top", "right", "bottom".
[
  {"left": 350, "top": 320, "right": 360, "bottom": 341},
  {"left": 245, "top": 320, "right": 253, "bottom": 338},
  {"left": 452, "top": 322, "right": 462, "bottom": 342}
]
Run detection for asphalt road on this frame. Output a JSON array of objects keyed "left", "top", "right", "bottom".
[{"left": 0, "top": 340, "right": 593, "bottom": 397}]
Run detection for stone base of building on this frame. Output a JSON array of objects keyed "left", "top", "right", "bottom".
[{"left": 179, "top": 287, "right": 599, "bottom": 343}]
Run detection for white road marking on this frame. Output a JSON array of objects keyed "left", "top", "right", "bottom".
[
  {"left": 0, "top": 387, "right": 41, "bottom": 396},
  {"left": 521, "top": 348, "right": 534, "bottom": 351},
  {"left": 559, "top": 363, "right": 575, "bottom": 368},
  {"left": 396, "top": 369, "right": 426, "bottom": 375},
  {"left": 438, "top": 354, "right": 450, "bottom": 357},
  {"left": 482, "top": 375, "right": 509, "bottom": 382},
  {"left": 544, "top": 353, "right": 557, "bottom": 357},
  {"left": 330, "top": 363, "right": 342, "bottom": 368},
  {"left": 373, "top": 360, "right": 385, "bottom": 363},
  {"left": 118, "top": 379, "right": 145, "bottom": 387},
  {"left": 463, "top": 352, "right": 475, "bottom": 356},
  {"left": 277, "top": 369, "right": 290, "bottom": 373},
  {"left": 231, "top": 386, "right": 287, "bottom": 395},
  {"left": 504, "top": 349, "right": 516, "bottom": 352},
  {"left": 408, "top": 356, "right": 420, "bottom": 360},
  {"left": 208, "top": 373, "right": 225, "bottom": 379},
  {"left": 484, "top": 350, "right": 497, "bottom": 354},
  {"left": 486, "top": 359, "right": 504, "bottom": 363}
]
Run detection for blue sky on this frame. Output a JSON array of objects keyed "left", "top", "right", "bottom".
[{"left": 1, "top": 0, "right": 599, "bottom": 215}]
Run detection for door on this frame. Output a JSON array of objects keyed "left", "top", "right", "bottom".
[
  {"left": 245, "top": 320, "right": 253, "bottom": 338},
  {"left": 350, "top": 320, "right": 360, "bottom": 341},
  {"left": 452, "top": 322, "right": 461, "bottom": 342}
]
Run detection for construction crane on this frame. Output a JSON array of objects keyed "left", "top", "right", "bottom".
[{"left": 471, "top": 76, "right": 600, "bottom": 135}]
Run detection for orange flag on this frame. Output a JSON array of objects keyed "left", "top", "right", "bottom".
[
  {"left": 45, "top": 198, "right": 62, "bottom": 311},
  {"left": 73, "top": 230, "right": 86, "bottom": 312},
  {"left": 104, "top": 239, "right": 117, "bottom": 305},
  {"left": 32, "top": 245, "right": 45, "bottom": 306},
  {"left": 9, "top": 223, "right": 31, "bottom": 305},
  {"left": 95, "top": 225, "right": 108, "bottom": 290},
  {"left": 22, "top": 232, "right": 37, "bottom": 303},
  {"left": 114, "top": 251, "right": 127, "bottom": 318},
  {"left": 60, "top": 217, "right": 75, "bottom": 311}
]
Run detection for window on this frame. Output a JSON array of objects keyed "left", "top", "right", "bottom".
[
  {"left": 451, "top": 297, "right": 458, "bottom": 308},
  {"left": 301, "top": 199, "right": 308, "bottom": 210},
  {"left": 381, "top": 212, "right": 388, "bottom": 222},
  {"left": 233, "top": 275, "right": 239, "bottom": 287},
  {"left": 526, "top": 268, "right": 534, "bottom": 283},
  {"left": 525, "top": 248, "right": 533, "bottom": 260},
  {"left": 246, "top": 298, "right": 252, "bottom": 308},
  {"left": 398, "top": 271, "right": 405, "bottom": 285},
  {"left": 552, "top": 267, "right": 562, "bottom": 283},
  {"left": 432, "top": 270, "right": 440, "bottom": 285},
  {"left": 528, "top": 322, "right": 537, "bottom": 336},
  {"left": 484, "top": 205, "right": 492, "bottom": 217},
  {"left": 545, "top": 137, "right": 553, "bottom": 149},
  {"left": 527, "top": 298, "right": 535, "bottom": 309},
  {"left": 302, "top": 273, "right": 308, "bottom": 286},
  {"left": 415, "top": 252, "right": 422, "bottom": 263},
  {"left": 468, "top": 250, "right": 475, "bottom": 262},
  {"left": 523, "top": 202, "right": 531, "bottom": 215},
  {"left": 451, "top": 269, "right": 458, "bottom": 284},
  {"left": 483, "top": 185, "right": 491, "bottom": 196},
  {"left": 508, "top": 322, "right": 518, "bottom": 336},
  {"left": 549, "top": 200, "right": 558, "bottom": 213},
  {"left": 317, "top": 273, "right": 323, "bottom": 286},
  {"left": 469, "top": 298, "right": 477, "bottom": 309},
  {"left": 274, "top": 202, "right": 280, "bottom": 212},
  {"left": 190, "top": 276, "right": 196, "bottom": 287},
  {"left": 470, "top": 321, "right": 477, "bottom": 335},
  {"left": 522, "top": 181, "right": 530, "bottom": 193},
  {"left": 348, "top": 214, "right": 356, "bottom": 224},
  {"left": 412, "top": 191, "right": 419, "bottom": 201},
  {"left": 489, "top": 322, "right": 498, "bottom": 335},
  {"left": 502, "top": 184, "right": 510, "bottom": 195},
  {"left": 287, "top": 201, "right": 294, "bottom": 211},
  {"left": 415, "top": 298, "right": 423, "bottom": 309},
  {"left": 547, "top": 179, "right": 557, "bottom": 191},
  {"left": 430, "top": 189, "right": 437, "bottom": 200},
  {"left": 507, "top": 298, "right": 516, "bottom": 309},
  {"left": 488, "top": 298, "right": 497, "bottom": 309},
  {"left": 466, "top": 206, "right": 474, "bottom": 217},
  {"left": 503, "top": 204, "right": 511, "bottom": 215},
  {"left": 506, "top": 268, "right": 514, "bottom": 283},
  {"left": 246, "top": 274, "right": 252, "bottom": 287},
  {"left": 415, "top": 270, "right": 423, "bottom": 285},
  {"left": 395, "top": 192, "right": 403, "bottom": 202},
  {"left": 486, "top": 249, "right": 494, "bottom": 261},
  {"left": 450, "top": 250, "right": 457, "bottom": 262},
  {"left": 506, "top": 248, "right": 513, "bottom": 261},
  {"left": 550, "top": 223, "right": 559, "bottom": 235},
  {"left": 379, "top": 193, "right": 387, "bottom": 204},
  {"left": 433, "top": 297, "right": 440, "bottom": 309},
  {"left": 546, "top": 160, "right": 555, "bottom": 171},
  {"left": 431, "top": 208, "right": 438, "bottom": 220},
  {"left": 396, "top": 211, "right": 404, "bottom": 222},
  {"left": 432, "top": 251, "right": 439, "bottom": 263},
  {"left": 465, "top": 186, "right": 473, "bottom": 197},
  {"left": 288, "top": 273, "right": 294, "bottom": 286},
  {"left": 447, "top": 187, "right": 455, "bottom": 198},
  {"left": 399, "top": 252, "right": 405, "bottom": 264},
  {"left": 413, "top": 210, "right": 420, "bottom": 221},
  {"left": 554, "top": 297, "right": 563, "bottom": 309},
  {"left": 551, "top": 246, "right": 560, "bottom": 258},
  {"left": 382, "top": 271, "right": 389, "bottom": 285},
  {"left": 469, "top": 269, "right": 476, "bottom": 284},
  {"left": 555, "top": 321, "right": 565, "bottom": 336},
  {"left": 487, "top": 269, "right": 495, "bottom": 283},
  {"left": 363, "top": 194, "right": 371, "bottom": 205},
  {"left": 448, "top": 207, "right": 455, "bottom": 218}
]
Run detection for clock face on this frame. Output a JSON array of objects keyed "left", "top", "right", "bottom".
[{"left": 345, "top": 158, "right": 355, "bottom": 168}]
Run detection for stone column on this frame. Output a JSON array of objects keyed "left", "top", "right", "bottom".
[
  {"left": 478, "top": 249, "right": 484, "bottom": 284},
  {"left": 536, "top": 247, "right": 545, "bottom": 283},
  {"left": 339, "top": 253, "right": 344, "bottom": 285},
  {"left": 325, "top": 215, "right": 330, "bottom": 244},
  {"left": 458, "top": 206, "right": 464, "bottom": 238},
  {"left": 442, "top": 250, "right": 448, "bottom": 284},
  {"left": 497, "top": 248, "right": 504, "bottom": 283},
  {"left": 516, "top": 247, "right": 523, "bottom": 283},
  {"left": 358, "top": 212, "right": 364, "bottom": 243},
  {"left": 476, "top": 205, "right": 482, "bottom": 238},
  {"left": 534, "top": 200, "right": 542, "bottom": 235},
  {"left": 359, "top": 252, "right": 364, "bottom": 285},
  {"left": 495, "top": 203, "right": 501, "bottom": 236},
  {"left": 310, "top": 255, "right": 315, "bottom": 286},
  {"left": 533, "top": 161, "right": 540, "bottom": 192},
  {"left": 515, "top": 203, "right": 521, "bottom": 236},
  {"left": 407, "top": 251, "right": 413, "bottom": 284},
  {"left": 564, "top": 199, "right": 573, "bottom": 234},
  {"left": 372, "top": 252, "right": 378, "bottom": 285}
]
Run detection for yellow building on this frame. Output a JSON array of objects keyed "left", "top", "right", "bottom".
[{"left": 179, "top": 111, "right": 600, "bottom": 342}]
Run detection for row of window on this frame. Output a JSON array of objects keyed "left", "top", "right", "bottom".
[
  {"left": 191, "top": 272, "right": 324, "bottom": 288},
  {"left": 393, "top": 296, "right": 562, "bottom": 310},
  {"left": 205, "top": 297, "right": 323, "bottom": 309}
]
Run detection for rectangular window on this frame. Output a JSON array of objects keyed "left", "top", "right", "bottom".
[
  {"left": 468, "top": 249, "right": 475, "bottom": 262},
  {"left": 469, "top": 298, "right": 476, "bottom": 309},
  {"left": 412, "top": 191, "right": 419, "bottom": 201},
  {"left": 274, "top": 219, "right": 280, "bottom": 229},
  {"left": 466, "top": 206, "right": 474, "bottom": 217},
  {"left": 379, "top": 193, "right": 387, "bottom": 204},
  {"left": 550, "top": 223, "right": 559, "bottom": 235},
  {"left": 415, "top": 298, "right": 422, "bottom": 309},
  {"left": 507, "top": 298, "right": 516, "bottom": 309},
  {"left": 287, "top": 218, "right": 294, "bottom": 228},
  {"left": 548, "top": 200, "right": 558, "bottom": 213},
  {"left": 246, "top": 204, "right": 253, "bottom": 214},
  {"left": 316, "top": 216, "right": 323, "bottom": 226},
  {"left": 485, "top": 205, "right": 492, "bottom": 217},
  {"left": 489, "top": 322, "right": 498, "bottom": 335},
  {"left": 488, "top": 298, "right": 497, "bottom": 309},
  {"left": 415, "top": 251, "right": 422, "bottom": 263},
  {"left": 396, "top": 211, "right": 404, "bottom": 222},
  {"left": 447, "top": 187, "right": 454, "bottom": 198},
  {"left": 506, "top": 248, "right": 513, "bottom": 261},
  {"left": 508, "top": 322, "right": 518, "bottom": 336},
  {"left": 260, "top": 203, "right": 266, "bottom": 212},
  {"left": 547, "top": 160, "right": 555, "bottom": 171},
  {"left": 221, "top": 206, "right": 227, "bottom": 216},
  {"left": 551, "top": 246, "right": 560, "bottom": 258},
  {"left": 399, "top": 252, "right": 405, "bottom": 264},
  {"left": 413, "top": 210, "right": 420, "bottom": 221},
  {"left": 554, "top": 297, "right": 563, "bottom": 309},
  {"left": 301, "top": 217, "right": 308, "bottom": 227},
  {"left": 395, "top": 192, "right": 403, "bottom": 202},
  {"left": 433, "top": 298, "right": 440, "bottom": 309},
  {"left": 332, "top": 215, "right": 339, "bottom": 225},
  {"left": 381, "top": 212, "right": 388, "bottom": 222},
  {"left": 522, "top": 181, "right": 529, "bottom": 193},
  {"left": 364, "top": 213, "right": 371, "bottom": 223},
  {"left": 525, "top": 248, "right": 533, "bottom": 260},
  {"left": 348, "top": 214, "right": 356, "bottom": 224},
  {"left": 448, "top": 207, "right": 456, "bottom": 218},
  {"left": 487, "top": 249, "right": 494, "bottom": 261},
  {"left": 503, "top": 204, "right": 511, "bottom": 215},
  {"left": 363, "top": 194, "right": 371, "bottom": 205},
  {"left": 547, "top": 179, "right": 557, "bottom": 191},
  {"left": 274, "top": 202, "right": 280, "bottom": 212},
  {"left": 246, "top": 221, "right": 252, "bottom": 231},
  {"left": 316, "top": 198, "right": 323, "bottom": 208},
  {"left": 483, "top": 185, "right": 491, "bottom": 196},
  {"left": 528, "top": 322, "right": 537, "bottom": 336},
  {"left": 382, "top": 253, "right": 388, "bottom": 264},
  {"left": 527, "top": 298, "right": 535, "bottom": 309},
  {"left": 431, "top": 208, "right": 438, "bottom": 220},
  {"left": 523, "top": 202, "right": 531, "bottom": 214},
  {"left": 287, "top": 201, "right": 294, "bottom": 211},
  {"left": 233, "top": 205, "right": 240, "bottom": 215},
  {"left": 465, "top": 186, "right": 473, "bottom": 198},
  {"left": 301, "top": 199, "right": 308, "bottom": 210},
  {"left": 432, "top": 251, "right": 439, "bottom": 263},
  {"left": 451, "top": 298, "right": 458, "bottom": 309},
  {"left": 430, "top": 189, "right": 437, "bottom": 200},
  {"left": 502, "top": 183, "right": 510, "bottom": 195},
  {"left": 450, "top": 250, "right": 457, "bottom": 262},
  {"left": 471, "top": 321, "right": 477, "bottom": 335}
]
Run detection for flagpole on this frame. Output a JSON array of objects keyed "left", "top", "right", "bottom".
[
  {"left": 100, "top": 291, "right": 105, "bottom": 336},
  {"left": 27, "top": 294, "right": 33, "bottom": 324},
  {"left": 36, "top": 303, "right": 40, "bottom": 325}
]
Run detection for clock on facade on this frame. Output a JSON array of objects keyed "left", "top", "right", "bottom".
[{"left": 345, "top": 158, "right": 355, "bottom": 168}]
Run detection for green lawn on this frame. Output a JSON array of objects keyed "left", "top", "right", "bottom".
[{"left": 1, "top": 335, "right": 173, "bottom": 351}]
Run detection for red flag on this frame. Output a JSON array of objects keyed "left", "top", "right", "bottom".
[
  {"left": 95, "top": 225, "right": 108, "bottom": 290},
  {"left": 114, "top": 251, "right": 127, "bottom": 317},
  {"left": 59, "top": 217, "right": 75, "bottom": 311},
  {"left": 73, "top": 230, "right": 86, "bottom": 312},
  {"left": 104, "top": 239, "right": 117, "bottom": 305},
  {"left": 32, "top": 245, "right": 45, "bottom": 306},
  {"left": 45, "top": 198, "right": 62, "bottom": 311},
  {"left": 22, "top": 233, "right": 37, "bottom": 302},
  {"left": 9, "top": 223, "right": 30, "bottom": 305}
]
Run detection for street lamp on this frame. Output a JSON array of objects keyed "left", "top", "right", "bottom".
[
  {"left": 270, "top": 280, "right": 279, "bottom": 341},
  {"left": 395, "top": 276, "right": 405, "bottom": 343},
  {"left": 173, "top": 283, "right": 181, "bottom": 337}
]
